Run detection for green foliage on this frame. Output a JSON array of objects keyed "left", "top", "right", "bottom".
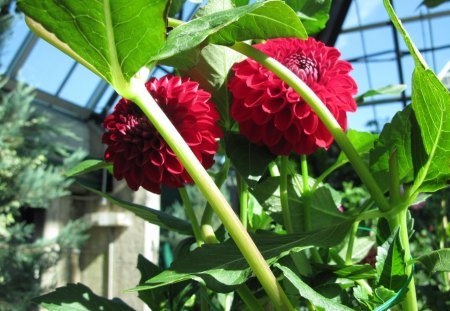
[
  {"left": 415, "top": 249, "right": 450, "bottom": 273},
  {"left": 17, "top": 0, "right": 169, "bottom": 85},
  {"left": 285, "top": 0, "right": 332, "bottom": 35},
  {"left": 355, "top": 84, "right": 407, "bottom": 105},
  {"left": 153, "top": 0, "right": 307, "bottom": 67},
  {"left": 225, "top": 132, "right": 276, "bottom": 189},
  {"left": 81, "top": 184, "right": 193, "bottom": 235},
  {"left": 136, "top": 221, "right": 352, "bottom": 292},
  {"left": 275, "top": 260, "right": 353, "bottom": 311},
  {"left": 33, "top": 283, "right": 134, "bottom": 311}
]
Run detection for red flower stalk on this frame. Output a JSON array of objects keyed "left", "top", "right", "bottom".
[
  {"left": 228, "top": 37, "right": 357, "bottom": 155},
  {"left": 102, "top": 75, "right": 222, "bottom": 194}
]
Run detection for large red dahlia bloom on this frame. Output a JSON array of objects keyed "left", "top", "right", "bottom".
[
  {"left": 102, "top": 75, "right": 222, "bottom": 194},
  {"left": 228, "top": 37, "right": 357, "bottom": 155}
]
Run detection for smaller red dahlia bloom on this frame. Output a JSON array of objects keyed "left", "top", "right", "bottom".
[
  {"left": 228, "top": 37, "right": 358, "bottom": 155},
  {"left": 102, "top": 75, "right": 222, "bottom": 194}
]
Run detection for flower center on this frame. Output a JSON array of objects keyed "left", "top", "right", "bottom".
[{"left": 283, "top": 54, "right": 318, "bottom": 82}]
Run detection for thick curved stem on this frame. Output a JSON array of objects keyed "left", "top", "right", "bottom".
[
  {"left": 129, "top": 84, "right": 293, "bottom": 311},
  {"left": 229, "top": 42, "right": 390, "bottom": 213}
]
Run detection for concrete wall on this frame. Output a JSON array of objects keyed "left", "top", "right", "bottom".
[{"left": 39, "top": 110, "right": 161, "bottom": 310}]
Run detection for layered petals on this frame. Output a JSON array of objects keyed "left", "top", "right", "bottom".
[
  {"left": 229, "top": 37, "right": 357, "bottom": 155},
  {"left": 102, "top": 75, "right": 222, "bottom": 193}
]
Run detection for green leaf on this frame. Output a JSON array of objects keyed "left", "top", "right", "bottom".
[
  {"left": 136, "top": 255, "right": 167, "bottom": 310},
  {"left": 410, "top": 68, "right": 450, "bottom": 192},
  {"left": 134, "top": 221, "right": 353, "bottom": 292},
  {"left": 65, "top": 159, "right": 112, "bottom": 177},
  {"left": 333, "top": 264, "right": 376, "bottom": 280},
  {"left": 33, "top": 283, "right": 134, "bottom": 311},
  {"left": 251, "top": 178, "right": 352, "bottom": 232},
  {"left": 421, "top": 0, "right": 450, "bottom": 9},
  {"left": 384, "top": 0, "right": 450, "bottom": 193},
  {"left": 415, "top": 249, "right": 450, "bottom": 273},
  {"left": 225, "top": 132, "right": 276, "bottom": 188},
  {"left": 275, "top": 262, "right": 353, "bottom": 311},
  {"left": 285, "top": 0, "right": 332, "bottom": 35},
  {"left": 153, "top": 0, "right": 307, "bottom": 65},
  {"left": 81, "top": 184, "right": 193, "bottom": 235},
  {"left": 17, "top": 0, "right": 169, "bottom": 87},
  {"left": 375, "top": 228, "right": 407, "bottom": 292},
  {"left": 355, "top": 84, "right": 407, "bottom": 105},
  {"left": 370, "top": 106, "right": 417, "bottom": 192},
  {"left": 338, "top": 236, "right": 375, "bottom": 264},
  {"left": 181, "top": 0, "right": 246, "bottom": 130}
]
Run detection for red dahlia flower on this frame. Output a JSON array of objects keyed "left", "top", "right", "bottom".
[
  {"left": 102, "top": 75, "right": 222, "bottom": 194},
  {"left": 228, "top": 37, "right": 357, "bottom": 155}
]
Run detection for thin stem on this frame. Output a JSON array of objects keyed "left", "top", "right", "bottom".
[
  {"left": 280, "top": 156, "right": 294, "bottom": 233},
  {"left": 130, "top": 85, "right": 293, "bottom": 311},
  {"left": 229, "top": 42, "right": 390, "bottom": 213},
  {"left": 239, "top": 175, "right": 249, "bottom": 230},
  {"left": 300, "top": 155, "right": 309, "bottom": 194},
  {"left": 387, "top": 209, "right": 418, "bottom": 311},
  {"left": 312, "top": 162, "right": 341, "bottom": 191},
  {"left": 179, "top": 187, "right": 203, "bottom": 247},
  {"left": 236, "top": 286, "right": 265, "bottom": 311},
  {"left": 200, "top": 285, "right": 209, "bottom": 311},
  {"left": 345, "top": 221, "right": 360, "bottom": 265},
  {"left": 200, "top": 157, "right": 231, "bottom": 244},
  {"left": 389, "top": 149, "right": 401, "bottom": 205},
  {"left": 268, "top": 161, "right": 280, "bottom": 176}
]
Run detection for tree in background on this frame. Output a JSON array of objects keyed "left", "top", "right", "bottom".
[{"left": 0, "top": 2, "right": 89, "bottom": 309}]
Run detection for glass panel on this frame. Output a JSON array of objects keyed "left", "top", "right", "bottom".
[
  {"left": 435, "top": 47, "right": 450, "bottom": 75},
  {"left": 430, "top": 15, "right": 450, "bottom": 47},
  {"left": 58, "top": 64, "right": 102, "bottom": 106},
  {"left": 401, "top": 54, "right": 415, "bottom": 96},
  {"left": 375, "top": 102, "right": 404, "bottom": 130},
  {"left": 347, "top": 105, "right": 375, "bottom": 132},
  {"left": 94, "top": 87, "right": 116, "bottom": 114},
  {"left": 19, "top": 39, "right": 75, "bottom": 93},
  {"left": 350, "top": 62, "right": 370, "bottom": 95},
  {"left": 363, "top": 26, "right": 393, "bottom": 55},
  {"left": 367, "top": 58, "right": 400, "bottom": 92},
  {"left": 335, "top": 32, "right": 363, "bottom": 60},
  {"left": 0, "top": 15, "right": 29, "bottom": 73}
]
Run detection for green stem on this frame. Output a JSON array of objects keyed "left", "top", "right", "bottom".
[
  {"left": 345, "top": 221, "right": 359, "bottom": 265},
  {"left": 229, "top": 42, "right": 390, "bottom": 213},
  {"left": 300, "top": 155, "right": 309, "bottom": 194},
  {"left": 280, "top": 156, "right": 294, "bottom": 233},
  {"left": 268, "top": 161, "right": 280, "bottom": 176},
  {"left": 129, "top": 85, "right": 293, "bottom": 311},
  {"left": 387, "top": 209, "right": 418, "bottom": 311},
  {"left": 200, "top": 157, "right": 230, "bottom": 244},
  {"left": 236, "top": 286, "right": 265, "bottom": 311},
  {"left": 239, "top": 175, "right": 249, "bottom": 230},
  {"left": 200, "top": 285, "right": 209, "bottom": 311},
  {"left": 389, "top": 149, "right": 401, "bottom": 205},
  {"left": 179, "top": 187, "right": 203, "bottom": 247}
]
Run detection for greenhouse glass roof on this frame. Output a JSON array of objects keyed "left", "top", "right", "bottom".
[{"left": 1, "top": 0, "right": 449, "bottom": 131}]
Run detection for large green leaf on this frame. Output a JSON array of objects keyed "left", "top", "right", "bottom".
[
  {"left": 410, "top": 68, "right": 450, "bottom": 192},
  {"left": 81, "top": 184, "right": 193, "bottom": 235},
  {"left": 225, "top": 132, "right": 276, "bottom": 188},
  {"left": 251, "top": 177, "right": 351, "bottom": 232},
  {"left": 275, "top": 261, "right": 353, "bottom": 311},
  {"left": 375, "top": 228, "right": 406, "bottom": 292},
  {"left": 17, "top": 0, "right": 169, "bottom": 87},
  {"left": 369, "top": 106, "right": 418, "bottom": 192},
  {"left": 65, "top": 159, "right": 112, "bottom": 177},
  {"left": 134, "top": 221, "right": 353, "bottom": 292},
  {"left": 33, "top": 283, "right": 134, "bottom": 311},
  {"left": 153, "top": 0, "right": 307, "bottom": 66},
  {"left": 415, "top": 249, "right": 450, "bottom": 273},
  {"left": 355, "top": 84, "right": 406, "bottom": 105},
  {"left": 384, "top": 0, "right": 450, "bottom": 193},
  {"left": 285, "top": 0, "right": 332, "bottom": 35},
  {"left": 181, "top": 0, "right": 246, "bottom": 130},
  {"left": 136, "top": 255, "right": 167, "bottom": 310}
]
